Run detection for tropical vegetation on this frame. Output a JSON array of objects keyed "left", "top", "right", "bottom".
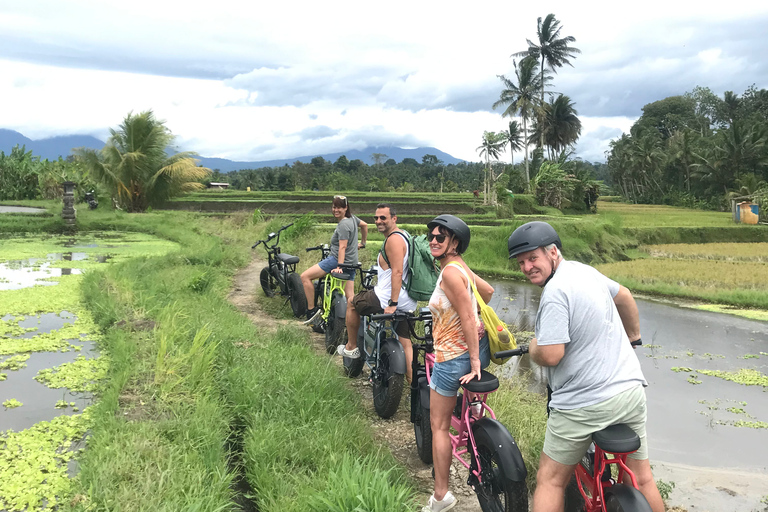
[
  {"left": 606, "top": 85, "right": 768, "bottom": 211},
  {"left": 76, "top": 111, "right": 210, "bottom": 212}
]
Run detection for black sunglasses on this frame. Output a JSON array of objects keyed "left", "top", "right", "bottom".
[
  {"left": 427, "top": 232, "right": 447, "bottom": 243},
  {"left": 374, "top": 215, "right": 388, "bottom": 221}
]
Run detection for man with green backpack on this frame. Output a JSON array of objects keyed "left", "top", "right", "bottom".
[{"left": 340, "top": 203, "right": 439, "bottom": 384}]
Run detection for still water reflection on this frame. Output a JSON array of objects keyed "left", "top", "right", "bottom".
[{"left": 488, "top": 278, "right": 768, "bottom": 470}]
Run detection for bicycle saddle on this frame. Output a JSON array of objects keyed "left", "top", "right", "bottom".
[
  {"left": 277, "top": 253, "right": 299, "bottom": 265},
  {"left": 461, "top": 370, "right": 499, "bottom": 393},
  {"left": 592, "top": 423, "right": 640, "bottom": 454}
]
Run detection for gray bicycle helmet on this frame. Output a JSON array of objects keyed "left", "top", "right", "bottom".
[
  {"left": 427, "top": 214, "right": 470, "bottom": 254},
  {"left": 507, "top": 221, "right": 562, "bottom": 258}
]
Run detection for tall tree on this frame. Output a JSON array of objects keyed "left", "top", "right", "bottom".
[
  {"left": 513, "top": 13, "right": 581, "bottom": 147},
  {"left": 504, "top": 120, "right": 524, "bottom": 166},
  {"left": 530, "top": 94, "right": 582, "bottom": 159},
  {"left": 493, "top": 57, "right": 545, "bottom": 190},
  {"left": 76, "top": 111, "right": 209, "bottom": 212},
  {"left": 476, "top": 131, "right": 507, "bottom": 204}
]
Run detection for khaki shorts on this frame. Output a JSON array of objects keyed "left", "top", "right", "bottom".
[
  {"left": 543, "top": 385, "right": 648, "bottom": 466},
  {"left": 351, "top": 289, "right": 410, "bottom": 339}
]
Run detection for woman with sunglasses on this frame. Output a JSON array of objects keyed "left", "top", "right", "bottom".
[
  {"left": 422, "top": 214, "right": 494, "bottom": 512},
  {"left": 301, "top": 195, "right": 368, "bottom": 322}
]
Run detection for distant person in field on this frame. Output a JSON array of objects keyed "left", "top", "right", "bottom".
[
  {"left": 340, "top": 203, "right": 415, "bottom": 380},
  {"left": 301, "top": 195, "right": 368, "bottom": 323}
]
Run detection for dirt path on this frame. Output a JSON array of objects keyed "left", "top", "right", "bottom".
[
  {"left": 228, "top": 256, "right": 768, "bottom": 512},
  {"left": 228, "top": 255, "right": 487, "bottom": 511}
]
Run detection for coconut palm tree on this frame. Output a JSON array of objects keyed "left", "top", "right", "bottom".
[
  {"left": 476, "top": 131, "right": 507, "bottom": 204},
  {"left": 504, "top": 120, "right": 524, "bottom": 167},
  {"left": 513, "top": 14, "right": 581, "bottom": 147},
  {"left": 493, "top": 57, "right": 545, "bottom": 190},
  {"left": 529, "top": 94, "right": 582, "bottom": 159},
  {"left": 77, "top": 111, "right": 210, "bottom": 212}
]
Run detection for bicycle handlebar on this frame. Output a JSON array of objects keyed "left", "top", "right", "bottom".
[
  {"left": 493, "top": 344, "right": 529, "bottom": 360},
  {"left": 252, "top": 223, "right": 294, "bottom": 249},
  {"left": 305, "top": 244, "right": 326, "bottom": 252}
]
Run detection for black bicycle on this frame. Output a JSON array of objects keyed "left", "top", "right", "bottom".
[{"left": 252, "top": 223, "right": 307, "bottom": 318}]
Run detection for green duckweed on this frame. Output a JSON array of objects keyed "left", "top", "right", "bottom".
[
  {"left": 0, "top": 354, "right": 30, "bottom": 371},
  {"left": 697, "top": 368, "right": 768, "bottom": 387},
  {"left": 0, "top": 411, "right": 91, "bottom": 511},
  {"left": 3, "top": 398, "right": 23, "bottom": 408},
  {"left": 35, "top": 355, "right": 110, "bottom": 393}
]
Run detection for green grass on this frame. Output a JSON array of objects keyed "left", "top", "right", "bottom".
[{"left": 596, "top": 201, "right": 733, "bottom": 227}]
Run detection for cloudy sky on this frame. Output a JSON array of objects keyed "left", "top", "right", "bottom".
[{"left": 2, "top": 1, "right": 768, "bottom": 164}]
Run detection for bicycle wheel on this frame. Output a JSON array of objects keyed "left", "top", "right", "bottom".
[
  {"left": 343, "top": 353, "right": 364, "bottom": 378},
  {"left": 474, "top": 441, "right": 528, "bottom": 512},
  {"left": 287, "top": 273, "right": 307, "bottom": 318},
  {"left": 414, "top": 398, "right": 433, "bottom": 463},
  {"left": 324, "top": 313, "right": 345, "bottom": 354},
  {"left": 564, "top": 475, "right": 585, "bottom": 512},
  {"left": 372, "top": 348, "right": 404, "bottom": 418},
  {"left": 260, "top": 267, "right": 275, "bottom": 297},
  {"left": 604, "top": 483, "right": 653, "bottom": 512},
  {"left": 311, "top": 281, "right": 326, "bottom": 334}
]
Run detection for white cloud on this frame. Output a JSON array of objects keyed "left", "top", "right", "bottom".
[{"left": 2, "top": 0, "right": 768, "bottom": 164}]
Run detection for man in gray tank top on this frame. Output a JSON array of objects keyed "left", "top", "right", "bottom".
[{"left": 508, "top": 222, "right": 664, "bottom": 512}]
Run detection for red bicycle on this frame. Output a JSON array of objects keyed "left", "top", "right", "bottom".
[{"left": 496, "top": 344, "right": 652, "bottom": 512}]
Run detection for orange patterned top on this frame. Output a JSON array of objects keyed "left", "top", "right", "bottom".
[{"left": 428, "top": 262, "right": 484, "bottom": 363}]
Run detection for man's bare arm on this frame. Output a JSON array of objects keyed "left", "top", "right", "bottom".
[{"left": 613, "top": 285, "right": 641, "bottom": 342}]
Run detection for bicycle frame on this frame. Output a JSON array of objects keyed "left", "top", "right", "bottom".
[
  {"left": 409, "top": 312, "right": 498, "bottom": 481},
  {"left": 572, "top": 443, "right": 641, "bottom": 512}
]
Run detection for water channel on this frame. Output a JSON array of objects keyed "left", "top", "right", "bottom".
[{"left": 487, "top": 278, "right": 768, "bottom": 471}]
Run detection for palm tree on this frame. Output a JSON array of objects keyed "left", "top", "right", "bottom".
[
  {"left": 77, "top": 111, "right": 209, "bottom": 212},
  {"left": 513, "top": 14, "right": 581, "bottom": 148},
  {"left": 476, "top": 131, "right": 507, "bottom": 204},
  {"left": 504, "top": 120, "right": 524, "bottom": 167},
  {"left": 493, "top": 57, "right": 545, "bottom": 190},
  {"left": 529, "top": 94, "right": 582, "bottom": 159},
  {"left": 668, "top": 129, "right": 697, "bottom": 191}
]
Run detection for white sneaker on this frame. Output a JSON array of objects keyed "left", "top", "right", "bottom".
[
  {"left": 336, "top": 345, "right": 360, "bottom": 358},
  {"left": 421, "top": 491, "right": 456, "bottom": 512}
]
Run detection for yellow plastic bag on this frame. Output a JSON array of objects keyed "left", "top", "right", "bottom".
[{"left": 449, "top": 263, "right": 517, "bottom": 364}]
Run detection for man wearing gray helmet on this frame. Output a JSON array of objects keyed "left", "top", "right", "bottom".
[{"left": 508, "top": 221, "right": 663, "bottom": 512}]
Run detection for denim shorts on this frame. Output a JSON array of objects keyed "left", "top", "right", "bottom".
[
  {"left": 318, "top": 255, "right": 355, "bottom": 280},
  {"left": 430, "top": 334, "right": 491, "bottom": 397}
]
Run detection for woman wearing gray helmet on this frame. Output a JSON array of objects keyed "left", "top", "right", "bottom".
[{"left": 422, "top": 214, "right": 494, "bottom": 512}]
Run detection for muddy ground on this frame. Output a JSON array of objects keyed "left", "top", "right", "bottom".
[{"left": 228, "top": 256, "right": 768, "bottom": 512}]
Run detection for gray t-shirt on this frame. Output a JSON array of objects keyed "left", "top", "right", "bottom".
[
  {"left": 330, "top": 215, "right": 359, "bottom": 266},
  {"left": 535, "top": 260, "right": 647, "bottom": 410}
]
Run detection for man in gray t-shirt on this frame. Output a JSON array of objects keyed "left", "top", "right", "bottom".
[{"left": 507, "top": 222, "right": 664, "bottom": 512}]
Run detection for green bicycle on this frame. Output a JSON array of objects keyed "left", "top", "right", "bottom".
[{"left": 305, "top": 244, "right": 359, "bottom": 353}]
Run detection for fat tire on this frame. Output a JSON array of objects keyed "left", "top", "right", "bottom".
[
  {"left": 260, "top": 267, "right": 275, "bottom": 297},
  {"left": 604, "top": 483, "right": 653, "bottom": 512},
  {"left": 372, "top": 349, "right": 404, "bottom": 418},
  {"left": 324, "top": 312, "right": 345, "bottom": 354},
  {"left": 287, "top": 273, "right": 307, "bottom": 318},
  {"left": 474, "top": 441, "right": 528, "bottom": 512},
  {"left": 414, "top": 399, "right": 433, "bottom": 463},
  {"left": 564, "top": 475, "right": 585, "bottom": 512}
]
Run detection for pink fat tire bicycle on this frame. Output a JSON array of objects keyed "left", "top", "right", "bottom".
[{"left": 399, "top": 308, "right": 528, "bottom": 512}]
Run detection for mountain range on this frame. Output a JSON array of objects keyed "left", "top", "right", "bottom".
[{"left": 0, "top": 129, "right": 464, "bottom": 172}]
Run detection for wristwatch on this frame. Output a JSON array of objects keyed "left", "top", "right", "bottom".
[{"left": 388, "top": 299, "right": 398, "bottom": 307}]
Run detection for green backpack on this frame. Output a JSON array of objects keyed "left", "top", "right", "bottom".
[{"left": 380, "top": 230, "right": 439, "bottom": 302}]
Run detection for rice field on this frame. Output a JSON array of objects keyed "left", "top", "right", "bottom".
[
  {"left": 645, "top": 243, "right": 768, "bottom": 262},
  {"left": 597, "top": 201, "right": 732, "bottom": 227},
  {"left": 597, "top": 251, "right": 768, "bottom": 309}
]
